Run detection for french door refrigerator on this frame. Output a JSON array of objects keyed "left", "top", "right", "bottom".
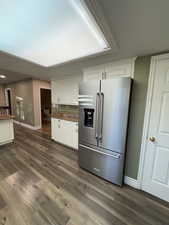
[{"left": 79, "top": 77, "right": 131, "bottom": 186}]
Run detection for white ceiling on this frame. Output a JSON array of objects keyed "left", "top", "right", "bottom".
[{"left": 0, "top": 0, "right": 169, "bottom": 83}]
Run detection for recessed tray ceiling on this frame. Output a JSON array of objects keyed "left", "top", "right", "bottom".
[{"left": 0, "top": 0, "right": 110, "bottom": 67}]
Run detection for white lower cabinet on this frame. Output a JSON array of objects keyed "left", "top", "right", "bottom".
[
  {"left": 0, "top": 120, "right": 14, "bottom": 145},
  {"left": 51, "top": 118, "right": 78, "bottom": 150}
]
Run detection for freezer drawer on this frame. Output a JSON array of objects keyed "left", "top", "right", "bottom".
[{"left": 79, "top": 144, "right": 125, "bottom": 186}]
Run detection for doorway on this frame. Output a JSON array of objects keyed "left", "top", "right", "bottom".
[
  {"left": 5, "top": 88, "right": 12, "bottom": 115},
  {"left": 140, "top": 54, "right": 169, "bottom": 202},
  {"left": 40, "top": 88, "right": 51, "bottom": 135}
]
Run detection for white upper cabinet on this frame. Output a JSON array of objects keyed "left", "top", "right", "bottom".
[
  {"left": 52, "top": 77, "right": 80, "bottom": 105},
  {"left": 83, "top": 65, "right": 105, "bottom": 81},
  {"left": 105, "top": 58, "right": 135, "bottom": 79},
  {"left": 83, "top": 58, "right": 136, "bottom": 81}
]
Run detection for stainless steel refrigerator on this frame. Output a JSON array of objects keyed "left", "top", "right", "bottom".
[{"left": 78, "top": 77, "right": 131, "bottom": 186}]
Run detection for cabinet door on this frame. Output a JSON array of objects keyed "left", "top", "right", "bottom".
[
  {"left": 52, "top": 80, "right": 79, "bottom": 105},
  {"left": 51, "top": 118, "right": 78, "bottom": 149},
  {"left": 60, "top": 120, "right": 77, "bottom": 149},
  {"left": 105, "top": 60, "right": 133, "bottom": 79},
  {"left": 72, "top": 122, "right": 78, "bottom": 150},
  {"left": 52, "top": 118, "right": 64, "bottom": 142},
  {"left": 58, "top": 120, "right": 71, "bottom": 146},
  {"left": 0, "top": 120, "right": 14, "bottom": 144},
  {"left": 83, "top": 65, "right": 105, "bottom": 81},
  {"left": 51, "top": 118, "right": 55, "bottom": 140}
]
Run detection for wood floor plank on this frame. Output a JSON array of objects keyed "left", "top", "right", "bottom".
[{"left": 0, "top": 124, "right": 168, "bottom": 225}]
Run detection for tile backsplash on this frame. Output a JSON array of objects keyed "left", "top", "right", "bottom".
[{"left": 52, "top": 104, "right": 79, "bottom": 115}]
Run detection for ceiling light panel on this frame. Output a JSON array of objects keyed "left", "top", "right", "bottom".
[
  {"left": 0, "top": 0, "right": 110, "bottom": 67},
  {"left": 0, "top": 75, "right": 6, "bottom": 79}
]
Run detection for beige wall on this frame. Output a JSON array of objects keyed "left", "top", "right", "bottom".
[
  {"left": 32, "top": 80, "right": 51, "bottom": 127},
  {"left": 125, "top": 56, "right": 151, "bottom": 179},
  {"left": 6, "top": 79, "right": 51, "bottom": 127},
  {"left": 0, "top": 85, "right": 5, "bottom": 106},
  {"left": 6, "top": 79, "right": 34, "bottom": 126}
]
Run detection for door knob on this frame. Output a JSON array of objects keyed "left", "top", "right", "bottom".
[{"left": 149, "top": 137, "right": 156, "bottom": 142}]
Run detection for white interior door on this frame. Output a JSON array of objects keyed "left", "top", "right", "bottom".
[{"left": 142, "top": 56, "right": 169, "bottom": 202}]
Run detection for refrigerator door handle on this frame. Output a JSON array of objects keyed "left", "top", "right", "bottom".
[
  {"left": 79, "top": 145, "right": 120, "bottom": 159},
  {"left": 99, "top": 92, "right": 104, "bottom": 141},
  {"left": 95, "top": 93, "right": 100, "bottom": 140}
]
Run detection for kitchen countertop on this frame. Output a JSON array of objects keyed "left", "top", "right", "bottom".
[
  {"left": 0, "top": 115, "right": 15, "bottom": 120},
  {"left": 51, "top": 113, "right": 79, "bottom": 122}
]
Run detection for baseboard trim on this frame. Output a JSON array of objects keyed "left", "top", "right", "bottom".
[
  {"left": 124, "top": 176, "right": 140, "bottom": 189},
  {"left": 0, "top": 140, "right": 14, "bottom": 146},
  {"left": 14, "top": 120, "right": 41, "bottom": 130}
]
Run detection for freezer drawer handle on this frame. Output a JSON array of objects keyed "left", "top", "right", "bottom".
[{"left": 80, "top": 145, "right": 120, "bottom": 159}]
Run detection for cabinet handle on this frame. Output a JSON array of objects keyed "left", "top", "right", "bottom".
[
  {"left": 58, "top": 120, "right": 61, "bottom": 128},
  {"left": 80, "top": 145, "right": 120, "bottom": 159}
]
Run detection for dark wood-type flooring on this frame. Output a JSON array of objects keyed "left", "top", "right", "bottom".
[
  {"left": 0, "top": 124, "right": 169, "bottom": 225},
  {"left": 38, "top": 121, "right": 51, "bottom": 136}
]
